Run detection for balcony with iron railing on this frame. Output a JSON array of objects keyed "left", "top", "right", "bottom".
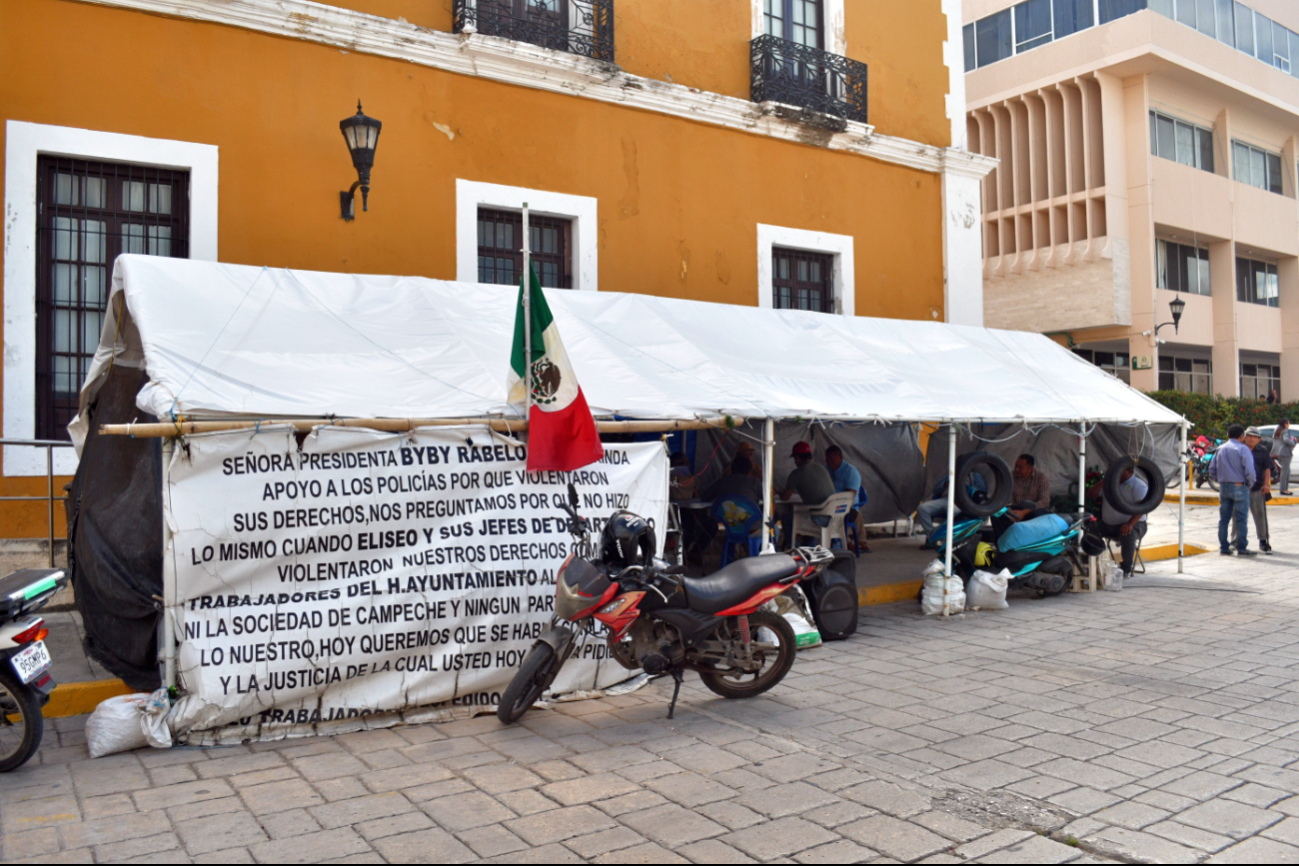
[
  {"left": 453, "top": 0, "right": 615, "bottom": 63},
  {"left": 750, "top": 35, "right": 869, "bottom": 126}
]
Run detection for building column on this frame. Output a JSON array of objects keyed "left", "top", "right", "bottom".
[
  {"left": 1211, "top": 240, "right": 1239, "bottom": 397},
  {"left": 941, "top": 160, "right": 986, "bottom": 326},
  {"left": 1125, "top": 75, "right": 1155, "bottom": 391},
  {"left": 1279, "top": 257, "right": 1299, "bottom": 402}
]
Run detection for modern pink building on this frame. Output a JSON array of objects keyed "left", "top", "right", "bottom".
[{"left": 964, "top": 0, "right": 1299, "bottom": 398}]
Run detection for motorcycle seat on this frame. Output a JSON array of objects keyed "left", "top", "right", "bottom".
[{"left": 681, "top": 554, "right": 800, "bottom": 615}]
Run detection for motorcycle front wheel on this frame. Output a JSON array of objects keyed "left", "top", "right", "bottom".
[
  {"left": 498, "top": 642, "right": 558, "bottom": 725},
  {"left": 0, "top": 666, "right": 43, "bottom": 773},
  {"left": 699, "top": 610, "right": 796, "bottom": 700}
]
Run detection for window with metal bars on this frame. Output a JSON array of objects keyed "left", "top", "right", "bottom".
[
  {"left": 772, "top": 248, "right": 834, "bottom": 313},
  {"left": 35, "top": 157, "right": 190, "bottom": 440},
  {"left": 476, "top": 208, "right": 573, "bottom": 289}
]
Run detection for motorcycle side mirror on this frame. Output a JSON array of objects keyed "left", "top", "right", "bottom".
[{"left": 568, "top": 483, "right": 579, "bottom": 507}]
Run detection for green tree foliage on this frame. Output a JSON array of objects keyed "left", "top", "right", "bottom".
[{"left": 1145, "top": 391, "right": 1298, "bottom": 438}]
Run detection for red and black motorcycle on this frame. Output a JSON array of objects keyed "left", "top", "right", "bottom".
[{"left": 499, "top": 484, "right": 850, "bottom": 724}]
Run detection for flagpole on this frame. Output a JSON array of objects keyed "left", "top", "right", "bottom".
[{"left": 522, "top": 202, "right": 531, "bottom": 419}]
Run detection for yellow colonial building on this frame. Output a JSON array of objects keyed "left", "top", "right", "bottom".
[{"left": 0, "top": 0, "right": 992, "bottom": 540}]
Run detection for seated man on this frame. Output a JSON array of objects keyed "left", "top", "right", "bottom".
[
  {"left": 1095, "top": 464, "right": 1148, "bottom": 580},
  {"left": 701, "top": 456, "right": 763, "bottom": 505},
  {"left": 778, "top": 441, "right": 835, "bottom": 548},
  {"left": 693, "top": 456, "right": 766, "bottom": 565},
  {"left": 915, "top": 469, "right": 987, "bottom": 541},
  {"left": 825, "top": 445, "right": 870, "bottom": 553},
  {"left": 1012, "top": 454, "right": 1050, "bottom": 511},
  {"left": 732, "top": 441, "right": 764, "bottom": 480}
]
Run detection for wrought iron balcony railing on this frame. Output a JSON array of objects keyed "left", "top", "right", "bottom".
[
  {"left": 750, "top": 35, "right": 868, "bottom": 125},
  {"left": 454, "top": 0, "right": 615, "bottom": 63}
]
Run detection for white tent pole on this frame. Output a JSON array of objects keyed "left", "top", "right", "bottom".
[
  {"left": 522, "top": 202, "right": 531, "bottom": 418},
  {"left": 763, "top": 418, "right": 776, "bottom": 554},
  {"left": 162, "top": 438, "right": 177, "bottom": 690},
  {"left": 944, "top": 425, "right": 956, "bottom": 617},
  {"left": 1078, "top": 428, "right": 1087, "bottom": 513},
  {"left": 1179, "top": 421, "right": 1187, "bottom": 574}
]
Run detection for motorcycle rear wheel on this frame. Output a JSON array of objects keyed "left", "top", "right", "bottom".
[
  {"left": 498, "top": 642, "right": 557, "bottom": 725},
  {"left": 699, "top": 610, "right": 796, "bottom": 700},
  {"left": 0, "top": 666, "right": 42, "bottom": 773}
]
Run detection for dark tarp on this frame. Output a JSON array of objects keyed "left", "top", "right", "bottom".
[
  {"left": 66, "top": 365, "right": 162, "bottom": 691},
  {"left": 694, "top": 421, "right": 926, "bottom": 524},
  {"left": 924, "top": 423, "right": 1181, "bottom": 507}
]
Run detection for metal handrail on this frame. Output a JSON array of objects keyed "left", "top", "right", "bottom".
[{"left": 0, "top": 438, "right": 75, "bottom": 567}]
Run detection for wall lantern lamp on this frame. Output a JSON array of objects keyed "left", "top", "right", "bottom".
[
  {"left": 339, "top": 101, "right": 382, "bottom": 221},
  {"left": 1144, "top": 295, "right": 1186, "bottom": 342}
]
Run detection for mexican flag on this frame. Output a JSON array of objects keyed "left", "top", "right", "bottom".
[{"left": 508, "top": 266, "right": 604, "bottom": 471}]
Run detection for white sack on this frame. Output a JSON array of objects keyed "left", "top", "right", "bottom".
[
  {"left": 86, "top": 694, "right": 150, "bottom": 758},
  {"left": 921, "top": 572, "right": 965, "bottom": 616},
  {"left": 966, "top": 569, "right": 1010, "bottom": 611},
  {"left": 141, "top": 688, "right": 174, "bottom": 749}
]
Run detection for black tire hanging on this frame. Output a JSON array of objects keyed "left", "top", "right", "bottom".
[
  {"left": 953, "top": 452, "right": 1014, "bottom": 517},
  {"left": 1101, "top": 456, "right": 1165, "bottom": 516}
]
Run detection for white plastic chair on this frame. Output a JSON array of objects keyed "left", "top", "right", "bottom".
[{"left": 791, "top": 491, "right": 856, "bottom": 549}]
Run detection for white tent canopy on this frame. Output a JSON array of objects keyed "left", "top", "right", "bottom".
[{"left": 75, "top": 256, "right": 1184, "bottom": 440}]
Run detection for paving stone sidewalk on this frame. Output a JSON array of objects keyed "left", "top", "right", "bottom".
[{"left": 7, "top": 503, "right": 1299, "bottom": 864}]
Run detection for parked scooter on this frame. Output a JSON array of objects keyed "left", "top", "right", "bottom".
[
  {"left": 499, "top": 485, "right": 849, "bottom": 724},
  {"left": 1, "top": 568, "right": 68, "bottom": 772},
  {"left": 957, "top": 512, "right": 1095, "bottom": 596}
]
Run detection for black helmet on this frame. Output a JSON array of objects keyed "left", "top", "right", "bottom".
[{"left": 600, "top": 511, "right": 656, "bottom": 568}]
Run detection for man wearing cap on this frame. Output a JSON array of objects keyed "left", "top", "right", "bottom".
[
  {"left": 1237, "top": 427, "right": 1274, "bottom": 554},
  {"left": 777, "top": 442, "right": 834, "bottom": 548},
  {"left": 1211, "top": 424, "right": 1257, "bottom": 556}
]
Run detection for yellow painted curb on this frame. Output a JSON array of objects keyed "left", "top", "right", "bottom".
[
  {"left": 858, "top": 580, "right": 923, "bottom": 607},
  {"left": 1141, "top": 543, "right": 1210, "bottom": 562},
  {"left": 44, "top": 678, "right": 133, "bottom": 718},
  {"left": 1166, "top": 493, "right": 1299, "bottom": 506}
]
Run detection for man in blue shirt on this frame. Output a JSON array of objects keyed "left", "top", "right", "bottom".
[
  {"left": 826, "top": 446, "right": 868, "bottom": 553},
  {"left": 1211, "top": 424, "right": 1257, "bottom": 556}
]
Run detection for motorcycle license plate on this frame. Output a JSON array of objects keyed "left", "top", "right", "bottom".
[{"left": 11, "top": 641, "right": 51, "bottom": 684}]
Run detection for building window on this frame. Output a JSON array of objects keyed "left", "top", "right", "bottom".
[
  {"left": 757, "top": 224, "right": 853, "bottom": 316},
  {"left": 772, "top": 248, "right": 833, "bottom": 313},
  {"left": 1158, "top": 240, "right": 1211, "bottom": 295},
  {"left": 1149, "top": 111, "right": 1213, "bottom": 172},
  {"left": 1150, "top": 1, "right": 1299, "bottom": 81},
  {"left": 1074, "top": 348, "right": 1131, "bottom": 384},
  {"left": 1232, "top": 141, "right": 1283, "bottom": 194},
  {"left": 1054, "top": 0, "right": 1095, "bottom": 37},
  {"left": 764, "top": 0, "right": 822, "bottom": 49},
  {"left": 1015, "top": 0, "right": 1053, "bottom": 52},
  {"left": 35, "top": 157, "right": 189, "bottom": 440},
  {"left": 476, "top": 208, "right": 572, "bottom": 289},
  {"left": 1236, "top": 257, "right": 1279, "bottom": 307},
  {"left": 1098, "top": 0, "right": 1147, "bottom": 24},
  {"left": 1241, "top": 362, "right": 1281, "bottom": 400},
  {"left": 1159, "top": 355, "right": 1213, "bottom": 393},
  {"left": 964, "top": 0, "right": 1141, "bottom": 70},
  {"left": 975, "top": 9, "right": 1014, "bottom": 68}
]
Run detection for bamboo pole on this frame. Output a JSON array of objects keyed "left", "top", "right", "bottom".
[{"left": 98, "top": 416, "right": 738, "bottom": 438}]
